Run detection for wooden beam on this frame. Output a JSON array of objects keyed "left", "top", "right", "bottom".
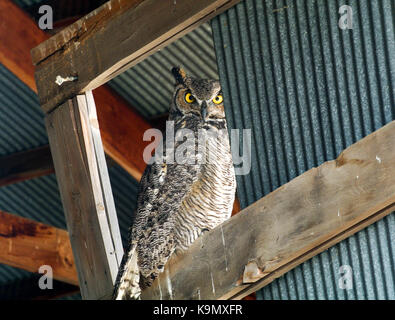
[
  {"left": 0, "top": 144, "right": 118, "bottom": 187},
  {"left": 45, "top": 92, "right": 123, "bottom": 299},
  {"left": 141, "top": 121, "right": 395, "bottom": 300},
  {"left": 0, "top": 145, "right": 53, "bottom": 187},
  {"left": 0, "top": 0, "right": 150, "bottom": 181},
  {"left": 0, "top": 0, "right": 47, "bottom": 92},
  {"left": 0, "top": 210, "right": 78, "bottom": 286},
  {"left": 32, "top": 0, "right": 241, "bottom": 113}
]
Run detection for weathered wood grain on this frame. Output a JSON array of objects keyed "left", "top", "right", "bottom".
[
  {"left": 0, "top": 0, "right": 150, "bottom": 181},
  {"left": 45, "top": 93, "right": 123, "bottom": 299},
  {"left": 141, "top": 121, "right": 395, "bottom": 300},
  {"left": 32, "top": 0, "right": 241, "bottom": 113},
  {"left": 0, "top": 210, "right": 78, "bottom": 285}
]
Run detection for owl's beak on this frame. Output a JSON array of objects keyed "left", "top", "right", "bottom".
[{"left": 201, "top": 102, "right": 208, "bottom": 123}]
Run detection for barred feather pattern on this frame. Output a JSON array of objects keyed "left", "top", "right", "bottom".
[
  {"left": 113, "top": 242, "right": 140, "bottom": 300},
  {"left": 113, "top": 72, "right": 236, "bottom": 300}
]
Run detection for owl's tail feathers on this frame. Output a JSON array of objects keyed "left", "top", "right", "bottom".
[{"left": 113, "top": 242, "right": 141, "bottom": 300}]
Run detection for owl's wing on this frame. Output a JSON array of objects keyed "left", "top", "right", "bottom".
[{"left": 131, "top": 153, "right": 201, "bottom": 288}]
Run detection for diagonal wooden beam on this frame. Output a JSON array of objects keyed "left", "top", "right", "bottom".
[
  {"left": 32, "top": 0, "right": 241, "bottom": 113},
  {"left": 0, "top": 210, "right": 78, "bottom": 285},
  {"left": 141, "top": 121, "right": 395, "bottom": 300},
  {"left": 0, "top": 0, "right": 150, "bottom": 181}
]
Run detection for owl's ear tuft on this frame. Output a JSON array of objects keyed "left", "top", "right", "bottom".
[{"left": 172, "top": 66, "right": 187, "bottom": 85}]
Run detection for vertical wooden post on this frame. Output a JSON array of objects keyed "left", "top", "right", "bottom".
[{"left": 45, "top": 91, "right": 123, "bottom": 299}]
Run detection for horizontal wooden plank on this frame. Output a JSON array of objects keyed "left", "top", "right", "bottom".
[
  {"left": 32, "top": 0, "right": 241, "bottom": 113},
  {"left": 141, "top": 121, "right": 395, "bottom": 300},
  {"left": 0, "top": 210, "right": 78, "bottom": 286}
]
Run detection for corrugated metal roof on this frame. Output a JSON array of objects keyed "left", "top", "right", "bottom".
[
  {"left": 211, "top": 0, "right": 394, "bottom": 299},
  {"left": 0, "top": 59, "right": 62, "bottom": 292},
  {"left": 108, "top": 22, "right": 219, "bottom": 118},
  {"left": 0, "top": 164, "right": 139, "bottom": 298},
  {"left": 0, "top": 165, "right": 139, "bottom": 299},
  {"left": 0, "top": 62, "right": 140, "bottom": 299},
  {"left": 0, "top": 64, "right": 48, "bottom": 156},
  {"left": 0, "top": 166, "right": 138, "bottom": 242}
]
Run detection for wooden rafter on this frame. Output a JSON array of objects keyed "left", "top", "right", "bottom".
[
  {"left": 0, "top": 210, "right": 78, "bottom": 285},
  {"left": 141, "top": 121, "right": 395, "bottom": 300},
  {"left": 0, "top": 146, "right": 53, "bottom": 187},
  {"left": 0, "top": 145, "right": 117, "bottom": 188},
  {"left": 32, "top": 0, "right": 241, "bottom": 113},
  {"left": 0, "top": 0, "right": 150, "bottom": 181}
]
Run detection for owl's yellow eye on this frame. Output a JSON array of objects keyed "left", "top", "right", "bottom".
[
  {"left": 213, "top": 95, "right": 223, "bottom": 104},
  {"left": 185, "top": 92, "right": 195, "bottom": 103}
]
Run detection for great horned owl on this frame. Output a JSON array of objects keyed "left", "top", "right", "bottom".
[{"left": 113, "top": 67, "right": 236, "bottom": 299}]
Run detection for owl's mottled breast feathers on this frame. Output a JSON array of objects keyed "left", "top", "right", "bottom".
[{"left": 113, "top": 68, "right": 236, "bottom": 299}]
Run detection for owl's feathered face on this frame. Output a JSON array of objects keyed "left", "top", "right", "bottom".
[{"left": 170, "top": 67, "right": 225, "bottom": 122}]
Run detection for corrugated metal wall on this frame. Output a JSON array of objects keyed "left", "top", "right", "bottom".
[{"left": 211, "top": 0, "right": 394, "bottom": 299}]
